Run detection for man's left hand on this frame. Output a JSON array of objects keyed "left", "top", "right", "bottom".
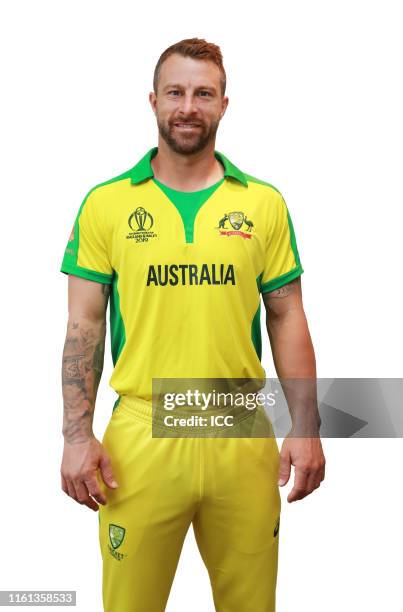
[{"left": 278, "top": 437, "right": 326, "bottom": 502}]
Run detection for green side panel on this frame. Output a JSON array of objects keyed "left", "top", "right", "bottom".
[
  {"left": 112, "top": 396, "right": 121, "bottom": 414},
  {"left": 60, "top": 169, "right": 132, "bottom": 279},
  {"left": 251, "top": 302, "right": 262, "bottom": 361},
  {"left": 251, "top": 274, "right": 263, "bottom": 360},
  {"left": 109, "top": 271, "right": 126, "bottom": 366},
  {"left": 152, "top": 177, "right": 224, "bottom": 243}
]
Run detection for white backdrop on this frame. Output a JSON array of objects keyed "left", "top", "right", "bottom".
[{"left": 0, "top": 1, "right": 402, "bottom": 610}]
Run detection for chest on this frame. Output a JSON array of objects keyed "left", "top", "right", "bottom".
[{"left": 104, "top": 182, "right": 272, "bottom": 293}]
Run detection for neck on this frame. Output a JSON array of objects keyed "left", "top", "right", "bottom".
[{"left": 150, "top": 139, "right": 224, "bottom": 191}]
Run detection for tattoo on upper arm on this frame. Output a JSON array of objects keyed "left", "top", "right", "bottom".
[
  {"left": 263, "top": 278, "right": 299, "bottom": 301},
  {"left": 101, "top": 283, "right": 111, "bottom": 299}
]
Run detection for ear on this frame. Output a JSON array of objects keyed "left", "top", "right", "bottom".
[
  {"left": 149, "top": 91, "right": 157, "bottom": 114},
  {"left": 220, "top": 96, "right": 229, "bottom": 118}
]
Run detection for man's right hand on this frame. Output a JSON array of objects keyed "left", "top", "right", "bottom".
[{"left": 61, "top": 436, "right": 119, "bottom": 511}]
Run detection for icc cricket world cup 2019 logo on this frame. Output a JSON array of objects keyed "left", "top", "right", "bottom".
[
  {"left": 129, "top": 207, "right": 153, "bottom": 232},
  {"left": 127, "top": 206, "right": 157, "bottom": 243}
]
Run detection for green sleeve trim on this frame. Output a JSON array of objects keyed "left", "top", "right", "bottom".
[
  {"left": 260, "top": 265, "right": 304, "bottom": 294},
  {"left": 60, "top": 263, "right": 113, "bottom": 284}
]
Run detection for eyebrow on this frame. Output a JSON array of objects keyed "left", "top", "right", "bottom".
[{"left": 163, "top": 84, "right": 217, "bottom": 93}]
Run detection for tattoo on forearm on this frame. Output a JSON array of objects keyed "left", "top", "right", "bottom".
[
  {"left": 62, "top": 354, "right": 86, "bottom": 391},
  {"left": 62, "top": 319, "right": 106, "bottom": 444}
]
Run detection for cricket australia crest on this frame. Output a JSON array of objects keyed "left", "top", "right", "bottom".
[
  {"left": 216, "top": 211, "right": 254, "bottom": 239},
  {"left": 108, "top": 524, "right": 127, "bottom": 561}
]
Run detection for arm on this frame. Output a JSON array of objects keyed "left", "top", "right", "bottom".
[
  {"left": 61, "top": 275, "right": 118, "bottom": 511},
  {"left": 262, "top": 276, "right": 326, "bottom": 502}
]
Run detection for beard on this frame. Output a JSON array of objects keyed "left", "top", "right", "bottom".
[{"left": 156, "top": 116, "right": 220, "bottom": 155}]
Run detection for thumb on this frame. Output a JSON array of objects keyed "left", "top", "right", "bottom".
[
  {"left": 278, "top": 452, "right": 291, "bottom": 487},
  {"left": 99, "top": 453, "right": 119, "bottom": 489}
]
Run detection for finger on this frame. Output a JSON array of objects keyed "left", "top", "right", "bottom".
[
  {"left": 316, "top": 460, "right": 326, "bottom": 486},
  {"left": 278, "top": 452, "right": 291, "bottom": 486},
  {"left": 288, "top": 485, "right": 309, "bottom": 502},
  {"left": 288, "top": 467, "right": 309, "bottom": 502},
  {"left": 66, "top": 479, "right": 78, "bottom": 502},
  {"left": 313, "top": 460, "right": 325, "bottom": 486},
  {"left": 74, "top": 480, "right": 99, "bottom": 511},
  {"left": 299, "top": 459, "right": 326, "bottom": 496},
  {"left": 84, "top": 476, "right": 107, "bottom": 506},
  {"left": 61, "top": 474, "right": 69, "bottom": 495},
  {"left": 306, "top": 469, "right": 321, "bottom": 494},
  {"left": 99, "top": 453, "right": 119, "bottom": 489}
]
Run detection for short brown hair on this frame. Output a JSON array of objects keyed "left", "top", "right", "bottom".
[{"left": 153, "top": 37, "right": 226, "bottom": 96}]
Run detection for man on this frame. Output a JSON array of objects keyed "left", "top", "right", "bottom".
[{"left": 60, "top": 37, "right": 325, "bottom": 612}]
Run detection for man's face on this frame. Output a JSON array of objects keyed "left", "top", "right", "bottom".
[{"left": 150, "top": 54, "right": 228, "bottom": 155}]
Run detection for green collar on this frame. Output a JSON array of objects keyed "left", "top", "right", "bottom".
[{"left": 129, "top": 146, "right": 248, "bottom": 187}]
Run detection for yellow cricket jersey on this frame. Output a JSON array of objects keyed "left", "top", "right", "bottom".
[{"left": 60, "top": 147, "right": 304, "bottom": 403}]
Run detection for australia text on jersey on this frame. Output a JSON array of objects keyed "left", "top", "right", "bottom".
[{"left": 146, "top": 263, "right": 236, "bottom": 286}]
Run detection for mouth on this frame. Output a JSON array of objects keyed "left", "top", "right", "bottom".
[{"left": 173, "top": 122, "right": 202, "bottom": 130}]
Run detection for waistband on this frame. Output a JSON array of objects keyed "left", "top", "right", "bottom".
[{"left": 117, "top": 395, "right": 276, "bottom": 437}]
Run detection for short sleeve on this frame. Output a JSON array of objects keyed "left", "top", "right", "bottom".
[
  {"left": 260, "top": 192, "right": 304, "bottom": 293},
  {"left": 60, "top": 188, "right": 113, "bottom": 284}
]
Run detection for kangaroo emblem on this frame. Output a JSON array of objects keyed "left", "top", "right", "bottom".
[
  {"left": 218, "top": 214, "right": 228, "bottom": 229},
  {"left": 244, "top": 216, "right": 254, "bottom": 232}
]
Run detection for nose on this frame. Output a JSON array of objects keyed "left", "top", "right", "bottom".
[{"left": 178, "top": 93, "right": 198, "bottom": 116}]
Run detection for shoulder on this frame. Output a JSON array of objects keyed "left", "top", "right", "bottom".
[
  {"left": 244, "top": 172, "right": 282, "bottom": 195},
  {"left": 83, "top": 168, "right": 133, "bottom": 205},
  {"left": 243, "top": 172, "right": 285, "bottom": 202},
  {"left": 75, "top": 169, "right": 133, "bottom": 227},
  {"left": 243, "top": 172, "right": 287, "bottom": 217}
]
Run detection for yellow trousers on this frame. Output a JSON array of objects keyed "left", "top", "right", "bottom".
[{"left": 98, "top": 396, "right": 281, "bottom": 611}]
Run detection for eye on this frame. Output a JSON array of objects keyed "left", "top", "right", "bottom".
[
  {"left": 199, "top": 91, "right": 212, "bottom": 97},
  {"left": 168, "top": 90, "right": 180, "bottom": 96}
]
